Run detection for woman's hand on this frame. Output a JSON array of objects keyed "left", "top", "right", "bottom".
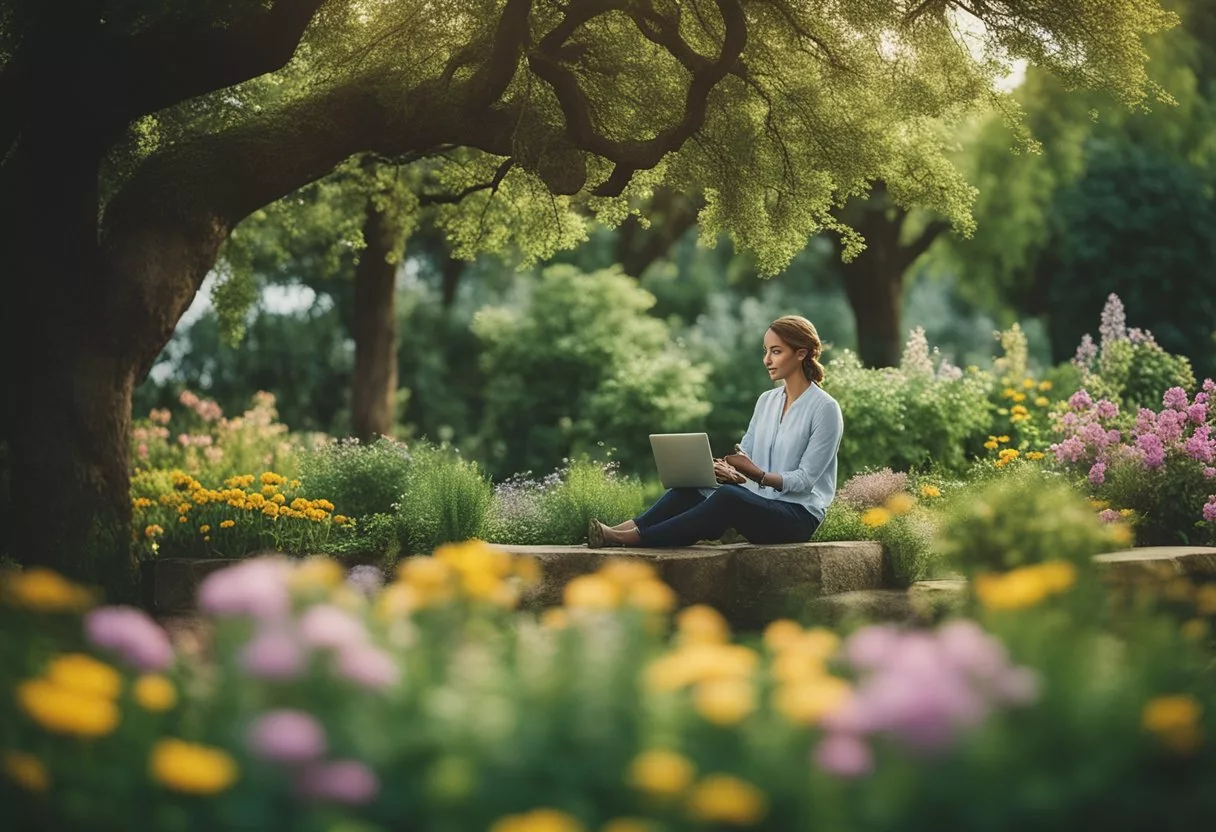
[
  {"left": 722, "top": 450, "right": 762, "bottom": 483},
  {"left": 713, "top": 459, "right": 747, "bottom": 484}
]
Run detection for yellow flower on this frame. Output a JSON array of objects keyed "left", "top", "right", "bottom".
[
  {"left": 627, "top": 579, "right": 677, "bottom": 613},
  {"left": 919, "top": 484, "right": 941, "bottom": 499},
  {"left": 150, "top": 738, "right": 238, "bottom": 795},
  {"left": 1110, "top": 525, "right": 1134, "bottom": 546},
  {"left": 997, "top": 435, "right": 1010, "bottom": 443},
  {"left": 1038, "top": 380, "right": 1053, "bottom": 391},
  {"left": 983, "top": 440, "right": 999, "bottom": 450},
  {"left": 133, "top": 675, "right": 177, "bottom": 712},
  {"left": 601, "top": 818, "right": 651, "bottom": 832},
  {"left": 884, "top": 492, "right": 915, "bottom": 515},
  {"left": 770, "top": 651, "right": 826, "bottom": 685},
  {"left": 2, "top": 568, "right": 94, "bottom": 612},
  {"left": 1142, "top": 695, "right": 1203, "bottom": 754},
  {"left": 1010, "top": 405, "right": 1030, "bottom": 422},
  {"left": 271, "top": 492, "right": 287, "bottom": 505},
  {"left": 261, "top": 504, "right": 279, "bottom": 518},
  {"left": 220, "top": 519, "right": 236, "bottom": 529},
  {"left": 1196, "top": 585, "right": 1216, "bottom": 616},
  {"left": 260, "top": 472, "right": 286, "bottom": 486},
  {"left": 315, "top": 499, "right": 335, "bottom": 512},
  {"left": 199, "top": 524, "right": 211, "bottom": 534},
  {"left": 973, "top": 560, "right": 1076, "bottom": 611},
  {"left": 675, "top": 604, "right": 730, "bottom": 644},
  {"left": 1026, "top": 451, "right": 1046, "bottom": 461},
  {"left": 290, "top": 556, "right": 344, "bottom": 591},
  {"left": 998, "top": 449, "right": 1020, "bottom": 461},
  {"left": 762, "top": 618, "right": 802, "bottom": 652},
  {"left": 247, "top": 492, "right": 266, "bottom": 508},
  {"left": 563, "top": 574, "right": 621, "bottom": 610},
  {"left": 177, "top": 503, "right": 192, "bottom": 514},
  {"left": 1021, "top": 378, "right": 1036, "bottom": 389},
  {"left": 1011, "top": 392, "right": 1026, "bottom": 403},
  {"left": 1002, "top": 387, "right": 1016, "bottom": 399},
  {"left": 513, "top": 554, "right": 542, "bottom": 586},
  {"left": 598, "top": 558, "right": 658, "bottom": 586},
  {"left": 772, "top": 676, "right": 852, "bottom": 725},
  {"left": 261, "top": 484, "right": 278, "bottom": 496},
  {"left": 541, "top": 608, "right": 569, "bottom": 629},
  {"left": 784, "top": 627, "right": 840, "bottom": 662},
  {"left": 399, "top": 557, "right": 454, "bottom": 601},
  {"left": 628, "top": 750, "right": 695, "bottom": 798},
  {"left": 694, "top": 679, "right": 755, "bottom": 726},
  {"left": 1034, "top": 396, "right": 1050, "bottom": 407},
  {"left": 46, "top": 653, "right": 122, "bottom": 699},
  {"left": 16, "top": 679, "right": 120, "bottom": 738},
  {"left": 333, "top": 514, "right": 349, "bottom": 525},
  {"left": 2, "top": 751, "right": 49, "bottom": 792},
  {"left": 490, "top": 809, "right": 585, "bottom": 832},
  {"left": 1034, "top": 560, "right": 1078, "bottom": 594},
  {"left": 1119, "top": 508, "right": 1135, "bottom": 518},
  {"left": 860, "top": 507, "right": 890, "bottom": 528},
  {"left": 685, "top": 774, "right": 768, "bottom": 825},
  {"left": 178, "top": 516, "right": 189, "bottom": 524}
]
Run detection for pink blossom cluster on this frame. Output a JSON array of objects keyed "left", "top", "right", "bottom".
[
  {"left": 177, "top": 433, "right": 214, "bottom": 448},
  {"left": 84, "top": 605, "right": 174, "bottom": 671},
  {"left": 179, "top": 390, "right": 224, "bottom": 423},
  {"left": 197, "top": 557, "right": 401, "bottom": 693},
  {"left": 148, "top": 408, "right": 172, "bottom": 426},
  {"left": 132, "top": 425, "right": 170, "bottom": 443},
  {"left": 245, "top": 708, "right": 380, "bottom": 804},
  {"left": 813, "top": 621, "right": 1039, "bottom": 778}
]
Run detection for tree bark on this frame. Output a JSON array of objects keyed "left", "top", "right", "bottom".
[{"left": 351, "top": 199, "right": 405, "bottom": 441}]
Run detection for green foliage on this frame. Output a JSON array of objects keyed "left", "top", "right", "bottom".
[
  {"left": 323, "top": 512, "right": 402, "bottom": 566},
  {"left": 934, "top": 467, "right": 1132, "bottom": 576},
  {"left": 396, "top": 442, "right": 493, "bottom": 556},
  {"left": 822, "top": 333, "right": 994, "bottom": 481},
  {"left": 1090, "top": 337, "right": 1198, "bottom": 411},
  {"left": 484, "top": 459, "right": 646, "bottom": 546},
  {"left": 1099, "top": 451, "right": 1216, "bottom": 546},
  {"left": 814, "top": 499, "right": 939, "bottom": 588},
  {"left": 297, "top": 438, "right": 413, "bottom": 522},
  {"left": 472, "top": 264, "right": 711, "bottom": 477}
]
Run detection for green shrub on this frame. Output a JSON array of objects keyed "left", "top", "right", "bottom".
[
  {"left": 297, "top": 437, "right": 413, "bottom": 520},
  {"left": 815, "top": 496, "right": 940, "bottom": 588},
  {"left": 396, "top": 442, "right": 493, "bottom": 555},
  {"left": 485, "top": 459, "right": 645, "bottom": 545},
  {"left": 323, "top": 512, "right": 401, "bottom": 566}
]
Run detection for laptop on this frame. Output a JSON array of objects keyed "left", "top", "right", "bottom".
[{"left": 649, "top": 433, "right": 719, "bottom": 489}]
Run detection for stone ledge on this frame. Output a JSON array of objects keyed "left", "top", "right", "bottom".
[{"left": 1092, "top": 546, "right": 1216, "bottom": 582}]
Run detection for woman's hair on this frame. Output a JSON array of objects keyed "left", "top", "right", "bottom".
[{"left": 768, "top": 315, "right": 825, "bottom": 383}]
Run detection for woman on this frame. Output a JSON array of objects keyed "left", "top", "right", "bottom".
[{"left": 588, "top": 315, "right": 844, "bottom": 548}]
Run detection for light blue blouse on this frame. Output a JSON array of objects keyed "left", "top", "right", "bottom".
[{"left": 704, "top": 383, "right": 844, "bottom": 522}]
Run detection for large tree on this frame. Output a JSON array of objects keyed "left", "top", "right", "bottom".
[{"left": 0, "top": 0, "right": 1174, "bottom": 592}]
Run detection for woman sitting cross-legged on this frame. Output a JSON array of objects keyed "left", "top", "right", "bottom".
[{"left": 588, "top": 314, "right": 844, "bottom": 548}]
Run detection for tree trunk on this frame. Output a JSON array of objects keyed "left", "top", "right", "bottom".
[
  {"left": 841, "top": 256, "right": 905, "bottom": 369},
  {"left": 351, "top": 199, "right": 403, "bottom": 441}
]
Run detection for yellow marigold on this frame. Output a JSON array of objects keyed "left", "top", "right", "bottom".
[
  {"left": 1001, "top": 387, "right": 1016, "bottom": 398},
  {"left": 772, "top": 676, "right": 852, "bottom": 725},
  {"left": 884, "top": 492, "right": 916, "bottom": 515},
  {"left": 762, "top": 618, "right": 802, "bottom": 652},
  {"left": 997, "top": 435, "right": 1010, "bottom": 443},
  {"left": 315, "top": 499, "right": 335, "bottom": 512},
  {"left": 2, "top": 568, "right": 94, "bottom": 613},
  {"left": 1142, "top": 695, "right": 1204, "bottom": 754},
  {"left": 16, "top": 679, "right": 120, "bottom": 738},
  {"left": 1026, "top": 451, "right": 1046, "bottom": 461},
  {"left": 271, "top": 493, "right": 286, "bottom": 505},
  {"left": 260, "top": 472, "right": 286, "bottom": 486},
  {"left": 1011, "top": 392, "right": 1026, "bottom": 403},
  {"left": 46, "top": 653, "right": 122, "bottom": 699},
  {"left": 177, "top": 503, "right": 191, "bottom": 514},
  {"left": 149, "top": 738, "right": 238, "bottom": 795},
  {"left": 983, "top": 440, "right": 999, "bottom": 450},
  {"left": 564, "top": 573, "right": 621, "bottom": 610},
  {"left": 247, "top": 492, "right": 266, "bottom": 508},
  {"left": 627, "top": 750, "right": 695, "bottom": 798},
  {"left": 685, "top": 774, "right": 768, "bottom": 825},
  {"left": 261, "top": 504, "right": 279, "bottom": 518},
  {"left": 999, "top": 449, "right": 1020, "bottom": 460},
  {"left": 436, "top": 540, "right": 513, "bottom": 579},
  {"left": 192, "top": 490, "right": 209, "bottom": 505},
  {"left": 860, "top": 507, "right": 891, "bottom": 528},
  {"left": 220, "top": 520, "right": 236, "bottom": 529},
  {"left": 291, "top": 497, "right": 310, "bottom": 511},
  {"left": 133, "top": 675, "right": 177, "bottom": 712},
  {"left": 919, "top": 484, "right": 941, "bottom": 498},
  {"left": 144, "top": 524, "right": 164, "bottom": 539},
  {"left": 512, "top": 554, "right": 542, "bottom": 586},
  {"left": 598, "top": 558, "right": 658, "bottom": 587},
  {"left": 490, "top": 809, "right": 586, "bottom": 832},
  {"left": 694, "top": 679, "right": 755, "bottom": 726},
  {"left": 675, "top": 604, "right": 730, "bottom": 644},
  {"left": 178, "top": 516, "right": 189, "bottom": 524},
  {"left": 2, "top": 751, "right": 49, "bottom": 793},
  {"left": 199, "top": 524, "right": 211, "bottom": 534},
  {"left": 1038, "top": 380, "right": 1053, "bottom": 391},
  {"left": 1021, "top": 378, "right": 1036, "bottom": 389},
  {"left": 132, "top": 497, "right": 154, "bottom": 509},
  {"left": 1034, "top": 396, "right": 1050, "bottom": 407},
  {"left": 333, "top": 514, "right": 349, "bottom": 525},
  {"left": 626, "top": 579, "right": 677, "bottom": 613},
  {"left": 261, "top": 484, "right": 278, "bottom": 497}
]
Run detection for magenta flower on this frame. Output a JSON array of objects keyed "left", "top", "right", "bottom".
[
  {"left": 1088, "top": 462, "right": 1106, "bottom": 486},
  {"left": 298, "top": 605, "right": 367, "bottom": 650},
  {"left": 1068, "top": 390, "right": 1094, "bottom": 411},
  {"left": 1163, "top": 387, "right": 1190, "bottom": 411},
  {"left": 1188, "top": 402, "right": 1209, "bottom": 425},
  {"left": 1098, "top": 509, "right": 1120, "bottom": 524},
  {"left": 296, "top": 759, "right": 380, "bottom": 805},
  {"left": 334, "top": 644, "right": 400, "bottom": 691},
  {"left": 239, "top": 624, "right": 307, "bottom": 680},
  {"left": 198, "top": 558, "right": 292, "bottom": 620},
  {"left": 84, "top": 606, "right": 174, "bottom": 671},
  {"left": 813, "top": 733, "right": 873, "bottom": 778},
  {"left": 1095, "top": 400, "right": 1119, "bottom": 420},
  {"left": 1204, "top": 467, "right": 1216, "bottom": 479},
  {"left": 247, "top": 709, "right": 328, "bottom": 764},
  {"left": 1136, "top": 434, "right": 1166, "bottom": 469},
  {"left": 1204, "top": 498, "right": 1216, "bottom": 524}
]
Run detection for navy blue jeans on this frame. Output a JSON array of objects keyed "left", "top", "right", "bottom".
[{"left": 632, "top": 484, "right": 820, "bottom": 547}]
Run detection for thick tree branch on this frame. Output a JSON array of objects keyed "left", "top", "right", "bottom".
[
  {"left": 418, "top": 158, "right": 515, "bottom": 205},
  {"left": 901, "top": 218, "right": 950, "bottom": 266},
  {"left": 467, "top": 0, "right": 534, "bottom": 108}
]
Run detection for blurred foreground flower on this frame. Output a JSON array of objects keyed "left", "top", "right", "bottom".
[
  {"left": 1142, "top": 695, "right": 1204, "bottom": 754},
  {"left": 150, "top": 738, "right": 238, "bottom": 795}
]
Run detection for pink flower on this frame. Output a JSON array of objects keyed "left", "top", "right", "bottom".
[
  {"left": 1068, "top": 390, "right": 1093, "bottom": 411},
  {"left": 1098, "top": 509, "right": 1120, "bottom": 524},
  {"left": 240, "top": 624, "right": 306, "bottom": 680},
  {"left": 843, "top": 625, "right": 903, "bottom": 671},
  {"left": 296, "top": 759, "right": 380, "bottom": 805},
  {"left": 247, "top": 709, "right": 328, "bottom": 763},
  {"left": 335, "top": 644, "right": 400, "bottom": 691},
  {"left": 1188, "top": 402, "right": 1209, "bottom": 425},
  {"left": 814, "top": 733, "right": 873, "bottom": 778},
  {"left": 1204, "top": 498, "right": 1216, "bottom": 524},
  {"left": 138, "top": 443, "right": 149, "bottom": 459},
  {"left": 1136, "top": 434, "right": 1166, "bottom": 469},
  {"left": 198, "top": 558, "right": 292, "bottom": 620},
  {"left": 179, "top": 390, "right": 201, "bottom": 408},
  {"left": 935, "top": 620, "right": 1009, "bottom": 682},
  {"left": 1163, "top": 387, "right": 1190, "bottom": 411},
  {"left": 1095, "top": 400, "right": 1119, "bottom": 420},
  {"left": 1204, "top": 467, "right": 1216, "bottom": 479},
  {"left": 84, "top": 606, "right": 174, "bottom": 671},
  {"left": 298, "top": 605, "right": 367, "bottom": 650},
  {"left": 1088, "top": 462, "right": 1106, "bottom": 486}
]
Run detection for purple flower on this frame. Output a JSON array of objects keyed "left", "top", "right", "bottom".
[
  {"left": 935, "top": 620, "right": 1010, "bottom": 682},
  {"left": 1188, "top": 402, "right": 1209, "bottom": 425},
  {"left": 1098, "top": 509, "right": 1120, "bottom": 524},
  {"left": 1072, "top": 334, "right": 1097, "bottom": 369},
  {"left": 1155, "top": 410, "right": 1186, "bottom": 444},
  {"left": 1204, "top": 467, "right": 1215, "bottom": 479},
  {"left": 1098, "top": 294, "right": 1127, "bottom": 350},
  {"left": 346, "top": 565, "right": 384, "bottom": 598},
  {"left": 84, "top": 606, "right": 174, "bottom": 671},
  {"left": 813, "top": 733, "right": 873, "bottom": 778},
  {"left": 240, "top": 624, "right": 307, "bottom": 680},
  {"left": 334, "top": 644, "right": 400, "bottom": 691},
  {"left": 1136, "top": 434, "right": 1166, "bottom": 469},
  {"left": 198, "top": 558, "right": 292, "bottom": 620},
  {"left": 1183, "top": 427, "right": 1214, "bottom": 464},
  {"left": 296, "top": 759, "right": 380, "bottom": 805},
  {"left": 1095, "top": 400, "right": 1119, "bottom": 420},
  {"left": 843, "top": 625, "right": 903, "bottom": 670},
  {"left": 1088, "top": 462, "right": 1107, "bottom": 486},
  {"left": 1204, "top": 498, "right": 1216, "bottom": 524},
  {"left": 298, "top": 604, "right": 367, "bottom": 650},
  {"left": 247, "top": 709, "right": 328, "bottom": 764},
  {"left": 1204, "top": 379, "right": 1216, "bottom": 395},
  {"left": 1163, "top": 387, "right": 1190, "bottom": 412},
  {"left": 1068, "top": 390, "right": 1094, "bottom": 411},
  {"left": 1052, "top": 436, "right": 1087, "bottom": 464}
]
